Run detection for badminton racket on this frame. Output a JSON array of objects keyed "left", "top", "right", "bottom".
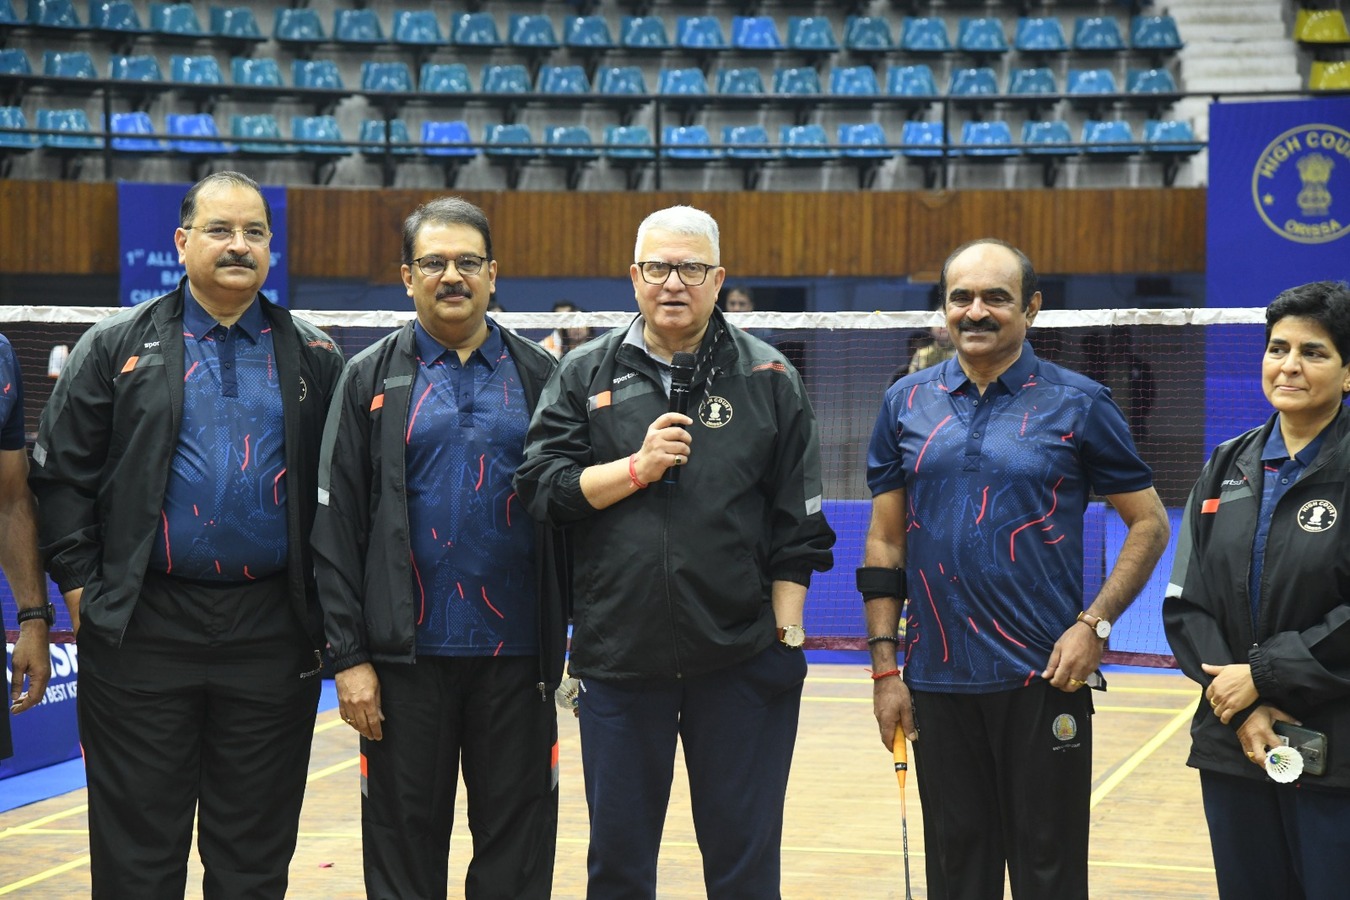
[{"left": 893, "top": 723, "right": 914, "bottom": 900}]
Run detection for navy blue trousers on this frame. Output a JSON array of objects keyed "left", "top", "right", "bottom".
[
  {"left": 577, "top": 643, "right": 806, "bottom": 900},
  {"left": 1201, "top": 769, "right": 1350, "bottom": 899}
]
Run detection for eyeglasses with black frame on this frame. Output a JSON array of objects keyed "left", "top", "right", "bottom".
[
  {"left": 636, "top": 261, "right": 717, "bottom": 286},
  {"left": 183, "top": 224, "right": 272, "bottom": 247},
  {"left": 411, "top": 254, "right": 488, "bottom": 278}
]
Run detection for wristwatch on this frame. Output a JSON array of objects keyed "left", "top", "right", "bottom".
[
  {"left": 777, "top": 624, "right": 806, "bottom": 649},
  {"left": 1076, "top": 610, "right": 1111, "bottom": 640},
  {"left": 16, "top": 602, "right": 55, "bottom": 627}
]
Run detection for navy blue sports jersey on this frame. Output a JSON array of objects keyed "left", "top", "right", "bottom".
[
  {"left": 406, "top": 320, "right": 538, "bottom": 657},
  {"left": 0, "top": 334, "right": 23, "bottom": 450},
  {"left": 148, "top": 292, "right": 288, "bottom": 581},
  {"left": 867, "top": 343, "right": 1153, "bottom": 692}
]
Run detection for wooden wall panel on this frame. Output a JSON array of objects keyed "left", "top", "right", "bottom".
[{"left": 0, "top": 184, "right": 1207, "bottom": 281}]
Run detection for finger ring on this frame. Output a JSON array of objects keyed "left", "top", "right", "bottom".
[
  {"left": 1247, "top": 750, "right": 1256, "bottom": 759},
  {"left": 343, "top": 716, "right": 352, "bottom": 722},
  {"left": 675, "top": 455, "right": 684, "bottom": 465},
  {"left": 1068, "top": 678, "right": 1085, "bottom": 687}
]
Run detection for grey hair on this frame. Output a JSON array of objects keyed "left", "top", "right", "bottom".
[{"left": 633, "top": 205, "right": 720, "bottom": 262}]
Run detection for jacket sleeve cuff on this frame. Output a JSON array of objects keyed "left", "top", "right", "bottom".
[
  {"left": 1248, "top": 643, "right": 1280, "bottom": 697},
  {"left": 770, "top": 566, "right": 814, "bottom": 588},
  {"left": 50, "top": 560, "right": 90, "bottom": 596},
  {"left": 332, "top": 650, "right": 372, "bottom": 672}
]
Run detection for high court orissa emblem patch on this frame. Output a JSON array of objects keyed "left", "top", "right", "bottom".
[{"left": 1251, "top": 123, "right": 1350, "bottom": 245}]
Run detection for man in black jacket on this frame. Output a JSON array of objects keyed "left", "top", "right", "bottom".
[
  {"left": 515, "top": 205, "right": 835, "bottom": 899},
  {"left": 29, "top": 171, "right": 344, "bottom": 897},
  {"left": 312, "top": 197, "right": 568, "bottom": 899}
]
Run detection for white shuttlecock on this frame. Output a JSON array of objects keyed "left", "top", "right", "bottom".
[
  {"left": 1266, "top": 745, "right": 1305, "bottom": 783},
  {"left": 555, "top": 676, "right": 583, "bottom": 712}
]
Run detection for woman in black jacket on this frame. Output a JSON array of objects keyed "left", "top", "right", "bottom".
[{"left": 1164, "top": 281, "right": 1350, "bottom": 899}]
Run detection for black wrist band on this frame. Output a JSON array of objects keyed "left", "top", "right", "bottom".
[{"left": 856, "top": 566, "right": 906, "bottom": 602}]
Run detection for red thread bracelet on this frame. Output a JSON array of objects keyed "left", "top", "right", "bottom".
[
  {"left": 628, "top": 453, "right": 648, "bottom": 490},
  {"left": 870, "top": 668, "right": 901, "bottom": 681}
]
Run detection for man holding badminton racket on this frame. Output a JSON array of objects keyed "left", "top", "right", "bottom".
[{"left": 862, "top": 238, "right": 1169, "bottom": 898}]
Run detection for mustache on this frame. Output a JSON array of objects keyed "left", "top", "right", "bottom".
[
  {"left": 958, "top": 319, "right": 999, "bottom": 333},
  {"left": 216, "top": 253, "right": 257, "bottom": 269},
  {"left": 436, "top": 285, "right": 471, "bottom": 300}
]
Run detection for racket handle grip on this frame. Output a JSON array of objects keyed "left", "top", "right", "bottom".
[{"left": 893, "top": 724, "right": 908, "bottom": 781}]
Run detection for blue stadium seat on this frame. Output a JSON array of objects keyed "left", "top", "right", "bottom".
[
  {"left": 293, "top": 115, "right": 348, "bottom": 155},
  {"left": 166, "top": 113, "right": 230, "bottom": 153},
  {"left": 839, "top": 123, "right": 892, "bottom": 158},
  {"left": 1132, "top": 15, "right": 1183, "bottom": 53},
  {"left": 844, "top": 16, "right": 893, "bottom": 51},
  {"left": 335, "top": 8, "right": 383, "bottom": 43},
  {"left": 420, "top": 63, "right": 470, "bottom": 94},
  {"left": 92, "top": 1, "right": 144, "bottom": 32},
  {"left": 0, "top": 49, "right": 31, "bottom": 75},
  {"left": 677, "top": 15, "right": 727, "bottom": 49},
  {"left": 957, "top": 17, "right": 1009, "bottom": 56},
  {"left": 900, "top": 121, "right": 945, "bottom": 156},
  {"left": 1009, "top": 67, "right": 1058, "bottom": 97},
  {"left": 274, "top": 8, "right": 323, "bottom": 43},
  {"left": 293, "top": 60, "right": 344, "bottom": 91},
  {"left": 662, "top": 124, "right": 719, "bottom": 159},
  {"left": 109, "top": 110, "right": 165, "bottom": 152},
  {"left": 28, "top": 0, "right": 80, "bottom": 28},
  {"left": 0, "top": 106, "right": 37, "bottom": 149},
  {"left": 658, "top": 67, "right": 708, "bottom": 95},
  {"left": 723, "top": 125, "right": 777, "bottom": 159},
  {"left": 509, "top": 14, "right": 558, "bottom": 48},
  {"left": 393, "top": 10, "right": 442, "bottom": 45},
  {"left": 422, "top": 120, "right": 474, "bottom": 156},
  {"left": 887, "top": 64, "right": 937, "bottom": 98},
  {"left": 359, "top": 118, "right": 413, "bottom": 154},
  {"left": 43, "top": 51, "right": 96, "bottom": 79},
  {"left": 110, "top": 54, "right": 163, "bottom": 82},
  {"left": 605, "top": 124, "right": 654, "bottom": 158},
  {"left": 949, "top": 67, "right": 999, "bottom": 99},
  {"left": 482, "top": 64, "right": 530, "bottom": 94},
  {"left": 733, "top": 16, "right": 781, "bottom": 49},
  {"left": 773, "top": 66, "right": 821, "bottom": 96},
  {"left": 453, "top": 12, "right": 501, "bottom": 46},
  {"left": 233, "top": 57, "right": 281, "bottom": 88},
  {"left": 959, "top": 120, "right": 1017, "bottom": 157},
  {"left": 537, "top": 65, "right": 590, "bottom": 94},
  {"left": 830, "top": 65, "right": 880, "bottom": 96},
  {"left": 900, "top": 17, "right": 951, "bottom": 53},
  {"left": 1023, "top": 120, "right": 1075, "bottom": 185},
  {"left": 231, "top": 113, "right": 287, "bottom": 154},
  {"left": 597, "top": 66, "right": 647, "bottom": 95},
  {"left": 781, "top": 124, "right": 839, "bottom": 159},
  {"left": 0, "top": 0, "right": 13, "bottom": 24},
  {"left": 1067, "top": 68, "right": 1119, "bottom": 108},
  {"left": 170, "top": 55, "right": 223, "bottom": 85},
  {"left": 211, "top": 6, "right": 260, "bottom": 40},
  {"left": 716, "top": 67, "right": 765, "bottom": 95},
  {"left": 565, "top": 15, "right": 614, "bottom": 49},
  {"left": 620, "top": 16, "right": 670, "bottom": 49},
  {"left": 150, "top": 3, "right": 202, "bottom": 35},
  {"left": 485, "top": 123, "right": 538, "bottom": 157},
  {"left": 1073, "top": 16, "right": 1126, "bottom": 52},
  {"left": 1083, "top": 119, "right": 1141, "bottom": 155},
  {"left": 787, "top": 17, "right": 838, "bottom": 52},
  {"left": 545, "top": 125, "right": 598, "bottom": 158},
  {"left": 1127, "top": 68, "right": 1179, "bottom": 96},
  {"left": 1014, "top": 16, "right": 1068, "bottom": 53},
  {"left": 37, "top": 108, "right": 101, "bottom": 147},
  {"left": 1145, "top": 119, "right": 1202, "bottom": 186},
  {"left": 361, "top": 62, "right": 413, "bottom": 93}
]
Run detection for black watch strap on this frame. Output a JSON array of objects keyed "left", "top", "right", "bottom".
[{"left": 16, "top": 602, "right": 54, "bottom": 626}]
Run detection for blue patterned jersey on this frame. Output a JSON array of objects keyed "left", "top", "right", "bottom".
[
  {"left": 867, "top": 342, "right": 1153, "bottom": 692},
  {"left": 0, "top": 334, "right": 23, "bottom": 450}
]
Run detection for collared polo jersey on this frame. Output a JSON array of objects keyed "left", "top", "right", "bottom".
[
  {"left": 148, "top": 290, "right": 288, "bottom": 582},
  {"left": 867, "top": 342, "right": 1153, "bottom": 692},
  {"left": 405, "top": 320, "right": 538, "bottom": 657}
]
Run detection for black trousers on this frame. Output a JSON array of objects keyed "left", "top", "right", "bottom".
[
  {"left": 77, "top": 574, "right": 321, "bottom": 900},
  {"left": 361, "top": 655, "right": 558, "bottom": 900},
  {"left": 910, "top": 680, "right": 1094, "bottom": 900}
]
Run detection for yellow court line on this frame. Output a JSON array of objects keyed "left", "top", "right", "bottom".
[
  {"left": 1089, "top": 705, "right": 1194, "bottom": 810},
  {"left": 808, "top": 676, "right": 1199, "bottom": 696},
  {"left": 308, "top": 755, "right": 360, "bottom": 783},
  {"left": 0, "top": 854, "right": 89, "bottom": 895},
  {"left": 0, "top": 803, "right": 88, "bottom": 840}
]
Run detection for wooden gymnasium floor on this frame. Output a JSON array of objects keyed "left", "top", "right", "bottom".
[{"left": 0, "top": 664, "right": 1218, "bottom": 899}]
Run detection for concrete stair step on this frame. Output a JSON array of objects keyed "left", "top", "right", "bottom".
[
  {"left": 1184, "top": 73, "right": 1304, "bottom": 92},
  {"left": 1180, "top": 23, "right": 1287, "bottom": 42},
  {"left": 1171, "top": 7, "right": 1287, "bottom": 27},
  {"left": 1182, "top": 38, "right": 1298, "bottom": 57},
  {"left": 1183, "top": 56, "right": 1299, "bottom": 77}
]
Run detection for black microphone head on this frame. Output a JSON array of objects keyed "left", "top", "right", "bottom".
[{"left": 670, "top": 351, "right": 696, "bottom": 387}]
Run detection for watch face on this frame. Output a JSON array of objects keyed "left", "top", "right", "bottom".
[
  {"left": 1095, "top": 620, "right": 1111, "bottom": 639},
  {"left": 781, "top": 624, "right": 806, "bottom": 648}
]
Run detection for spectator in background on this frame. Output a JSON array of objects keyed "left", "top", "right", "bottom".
[
  {"left": 725, "top": 286, "right": 754, "bottom": 313},
  {"left": 29, "top": 171, "right": 344, "bottom": 897},
  {"left": 1, "top": 332, "right": 50, "bottom": 761},
  {"left": 542, "top": 300, "right": 597, "bottom": 359}
]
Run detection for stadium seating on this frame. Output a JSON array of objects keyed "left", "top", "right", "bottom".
[
  {"left": 422, "top": 120, "right": 474, "bottom": 157},
  {"left": 621, "top": 16, "right": 670, "bottom": 49},
  {"left": 293, "top": 115, "right": 347, "bottom": 155},
  {"left": 38, "top": 107, "right": 100, "bottom": 147},
  {"left": 787, "top": 17, "right": 838, "bottom": 53},
  {"left": 888, "top": 65, "right": 937, "bottom": 99},
  {"left": 957, "top": 17, "right": 1009, "bottom": 57},
  {"left": 1144, "top": 119, "right": 1203, "bottom": 185},
  {"left": 0, "top": 106, "right": 38, "bottom": 165},
  {"left": 844, "top": 16, "right": 893, "bottom": 52},
  {"left": 949, "top": 67, "right": 999, "bottom": 109},
  {"left": 509, "top": 14, "right": 559, "bottom": 48},
  {"left": 334, "top": 9, "right": 383, "bottom": 44},
  {"left": 838, "top": 121, "right": 894, "bottom": 189},
  {"left": 274, "top": 8, "right": 324, "bottom": 44},
  {"left": 29, "top": 0, "right": 81, "bottom": 29},
  {"left": 676, "top": 15, "right": 727, "bottom": 50},
  {"left": 1131, "top": 15, "right": 1184, "bottom": 54},
  {"left": 597, "top": 66, "right": 647, "bottom": 95},
  {"left": 43, "top": 51, "right": 97, "bottom": 80},
  {"left": 1022, "top": 119, "right": 1075, "bottom": 186},
  {"left": 717, "top": 68, "right": 765, "bottom": 95},
  {"left": 538, "top": 65, "right": 590, "bottom": 95},
  {"left": 232, "top": 57, "right": 281, "bottom": 88},
  {"left": 1126, "top": 68, "right": 1180, "bottom": 114},
  {"left": 171, "top": 55, "right": 223, "bottom": 85},
  {"left": 485, "top": 122, "right": 538, "bottom": 188},
  {"left": 733, "top": 16, "right": 782, "bottom": 50},
  {"left": 210, "top": 6, "right": 260, "bottom": 41},
  {"left": 1008, "top": 67, "right": 1059, "bottom": 109},
  {"left": 293, "top": 60, "right": 344, "bottom": 91},
  {"left": 167, "top": 112, "right": 229, "bottom": 153},
  {"left": 453, "top": 13, "right": 501, "bottom": 47},
  {"left": 565, "top": 15, "right": 614, "bottom": 49},
  {"left": 544, "top": 124, "right": 598, "bottom": 189},
  {"left": 958, "top": 120, "right": 1017, "bottom": 157},
  {"left": 482, "top": 64, "right": 530, "bottom": 94},
  {"left": 359, "top": 118, "right": 412, "bottom": 154},
  {"left": 605, "top": 124, "right": 654, "bottom": 190},
  {"left": 1014, "top": 16, "right": 1069, "bottom": 54},
  {"left": 0, "top": 49, "right": 30, "bottom": 75},
  {"left": 109, "top": 110, "right": 165, "bottom": 152},
  {"left": 662, "top": 124, "right": 719, "bottom": 159},
  {"left": 232, "top": 113, "right": 288, "bottom": 154},
  {"left": 393, "top": 11, "right": 442, "bottom": 46},
  {"left": 0, "top": 0, "right": 13, "bottom": 24},
  {"left": 900, "top": 17, "right": 952, "bottom": 54},
  {"left": 1068, "top": 68, "right": 1119, "bottom": 112},
  {"left": 781, "top": 124, "right": 839, "bottom": 159},
  {"left": 151, "top": 3, "right": 203, "bottom": 36},
  {"left": 110, "top": 54, "right": 163, "bottom": 82},
  {"left": 901, "top": 120, "right": 946, "bottom": 187},
  {"left": 421, "top": 63, "right": 470, "bottom": 94},
  {"left": 1073, "top": 16, "right": 1126, "bottom": 52},
  {"left": 658, "top": 67, "right": 708, "bottom": 95},
  {"left": 92, "top": 1, "right": 145, "bottom": 33},
  {"left": 723, "top": 124, "right": 776, "bottom": 159},
  {"left": 1309, "top": 60, "right": 1350, "bottom": 90},
  {"left": 830, "top": 66, "right": 880, "bottom": 96},
  {"left": 1083, "top": 119, "right": 1141, "bottom": 156},
  {"left": 361, "top": 62, "right": 413, "bottom": 94},
  {"left": 773, "top": 67, "right": 822, "bottom": 96}
]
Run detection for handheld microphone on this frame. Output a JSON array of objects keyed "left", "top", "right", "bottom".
[{"left": 663, "top": 351, "right": 697, "bottom": 485}]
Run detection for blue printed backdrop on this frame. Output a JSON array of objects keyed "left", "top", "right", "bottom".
[
  {"left": 2, "top": 639, "right": 80, "bottom": 778},
  {"left": 1206, "top": 98, "right": 1350, "bottom": 454},
  {"left": 117, "top": 182, "right": 289, "bottom": 307}
]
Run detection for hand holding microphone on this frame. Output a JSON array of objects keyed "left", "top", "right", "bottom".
[
  {"left": 628, "top": 353, "right": 697, "bottom": 488},
  {"left": 662, "top": 352, "right": 696, "bottom": 485}
]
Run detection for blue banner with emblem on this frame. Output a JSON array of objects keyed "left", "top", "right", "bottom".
[
  {"left": 1205, "top": 98, "right": 1350, "bottom": 452},
  {"left": 117, "top": 181, "right": 289, "bottom": 307}
]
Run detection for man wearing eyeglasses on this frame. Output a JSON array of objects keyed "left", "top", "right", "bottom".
[
  {"left": 29, "top": 171, "right": 343, "bottom": 898},
  {"left": 516, "top": 205, "right": 835, "bottom": 899},
  {"left": 312, "top": 197, "right": 568, "bottom": 899}
]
